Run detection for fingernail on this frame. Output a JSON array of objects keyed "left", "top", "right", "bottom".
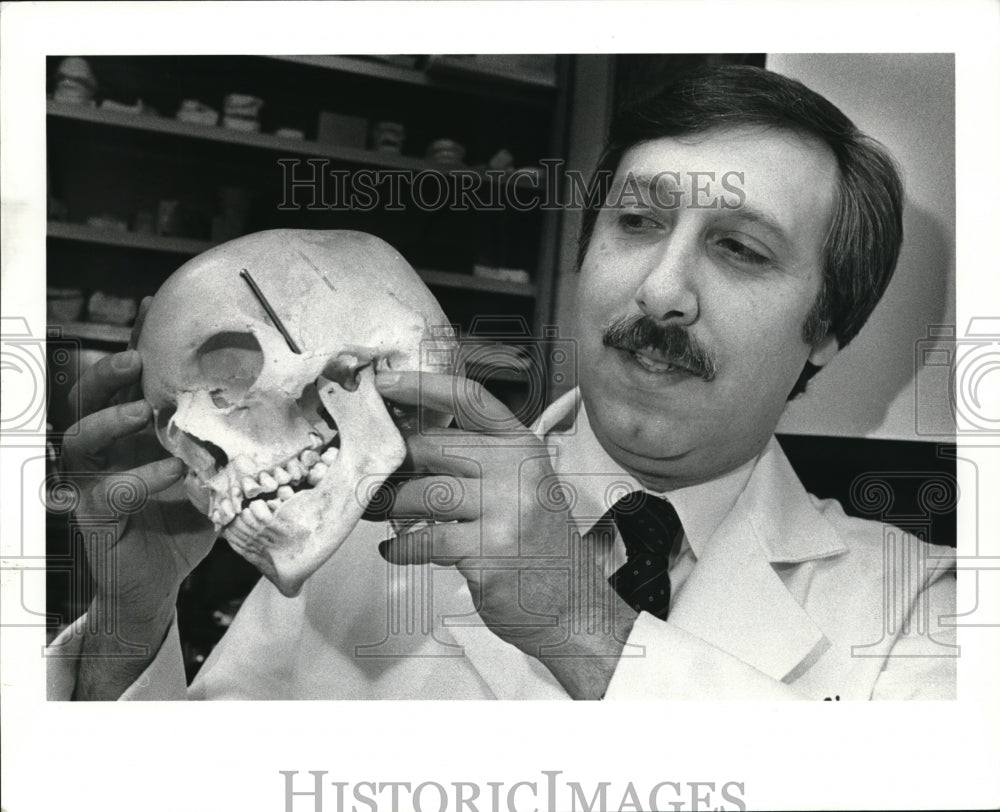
[
  {"left": 377, "top": 372, "right": 400, "bottom": 388},
  {"left": 113, "top": 350, "right": 139, "bottom": 371},
  {"left": 125, "top": 400, "right": 150, "bottom": 418}
]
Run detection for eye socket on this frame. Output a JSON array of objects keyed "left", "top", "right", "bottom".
[{"left": 196, "top": 332, "right": 264, "bottom": 392}]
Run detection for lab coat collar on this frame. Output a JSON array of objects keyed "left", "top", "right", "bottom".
[
  {"left": 668, "top": 437, "right": 848, "bottom": 680},
  {"left": 536, "top": 389, "right": 845, "bottom": 563},
  {"left": 536, "top": 389, "right": 848, "bottom": 682}
]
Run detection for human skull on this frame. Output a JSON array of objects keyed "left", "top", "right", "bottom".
[{"left": 138, "top": 229, "right": 456, "bottom": 597}]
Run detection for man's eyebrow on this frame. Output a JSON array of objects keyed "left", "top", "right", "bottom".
[
  {"left": 724, "top": 206, "right": 793, "bottom": 250},
  {"left": 611, "top": 171, "right": 794, "bottom": 249}
]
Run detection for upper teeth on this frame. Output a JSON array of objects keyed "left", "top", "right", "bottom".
[
  {"left": 211, "top": 443, "right": 340, "bottom": 532},
  {"left": 307, "top": 462, "right": 329, "bottom": 486},
  {"left": 286, "top": 459, "right": 306, "bottom": 482}
]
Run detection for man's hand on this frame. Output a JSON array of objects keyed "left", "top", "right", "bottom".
[
  {"left": 376, "top": 371, "right": 637, "bottom": 699},
  {"left": 60, "top": 299, "right": 217, "bottom": 699}
]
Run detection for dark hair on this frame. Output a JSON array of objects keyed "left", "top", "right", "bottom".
[{"left": 577, "top": 64, "right": 904, "bottom": 398}]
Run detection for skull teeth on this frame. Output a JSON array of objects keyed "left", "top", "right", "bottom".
[
  {"left": 250, "top": 500, "right": 272, "bottom": 522},
  {"left": 307, "top": 461, "right": 329, "bottom": 486},
  {"left": 286, "top": 459, "right": 305, "bottom": 482},
  {"left": 220, "top": 498, "right": 237, "bottom": 524},
  {"left": 211, "top": 437, "right": 339, "bottom": 534},
  {"left": 242, "top": 476, "right": 263, "bottom": 498}
]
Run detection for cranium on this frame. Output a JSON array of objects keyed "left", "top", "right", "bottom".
[{"left": 138, "top": 229, "right": 456, "bottom": 596}]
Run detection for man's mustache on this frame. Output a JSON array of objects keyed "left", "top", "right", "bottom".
[{"left": 602, "top": 315, "right": 717, "bottom": 381}]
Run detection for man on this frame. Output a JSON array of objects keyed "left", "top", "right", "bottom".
[{"left": 49, "top": 65, "right": 954, "bottom": 701}]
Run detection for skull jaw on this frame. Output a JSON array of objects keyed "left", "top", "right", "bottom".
[
  {"left": 220, "top": 367, "right": 407, "bottom": 597},
  {"left": 224, "top": 436, "right": 405, "bottom": 597}
]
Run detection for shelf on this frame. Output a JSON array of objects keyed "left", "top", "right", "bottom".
[
  {"left": 47, "top": 224, "right": 537, "bottom": 298},
  {"left": 48, "top": 221, "right": 213, "bottom": 255},
  {"left": 265, "top": 55, "right": 556, "bottom": 106},
  {"left": 48, "top": 101, "right": 546, "bottom": 190},
  {"left": 416, "top": 268, "right": 535, "bottom": 298},
  {"left": 268, "top": 55, "right": 439, "bottom": 87},
  {"left": 425, "top": 56, "right": 558, "bottom": 90},
  {"left": 49, "top": 100, "right": 430, "bottom": 171},
  {"left": 54, "top": 321, "right": 131, "bottom": 344}
]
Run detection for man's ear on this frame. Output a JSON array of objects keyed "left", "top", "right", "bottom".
[{"left": 808, "top": 333, "right": 839, "bottom": 368}]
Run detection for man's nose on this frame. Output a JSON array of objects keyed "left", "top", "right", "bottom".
[{"left": 634, "top": 235, "right": 699, "bottom": 326}]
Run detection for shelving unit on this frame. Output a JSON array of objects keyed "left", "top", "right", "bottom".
[
  {"left": 42, "top": 53, "right": 594, "bottom": 676},
  {"left": 47, "top": 100, "right": 547, "bottom": 188},
  {"left": 46, "top": 54, "right": 571, "bottom": 413}
]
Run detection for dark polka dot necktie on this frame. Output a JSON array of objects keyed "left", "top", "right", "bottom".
[{"left": 607, "top": 492, "right": 683, "bottom": 620}]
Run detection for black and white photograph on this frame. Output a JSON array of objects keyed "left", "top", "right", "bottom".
[{"left": 2, "top": 2, "right": 998, "bottom": 811}]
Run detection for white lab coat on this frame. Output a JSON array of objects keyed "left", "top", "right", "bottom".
[{"left": 48, "top": 389, "right": 955, "bottom": 700}]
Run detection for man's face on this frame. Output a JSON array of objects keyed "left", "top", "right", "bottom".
[{"left": 575, "top": 126, "right": 840, "bottom": 489}]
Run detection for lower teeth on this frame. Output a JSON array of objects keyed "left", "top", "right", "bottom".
[{"left": 217, "top": 440, "right": 338, "bottom": 530}]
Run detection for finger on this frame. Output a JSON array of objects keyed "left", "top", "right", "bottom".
[
  {"left": 404, "top": 432, "right": 483, "bottom": 478},
  {"left": 121, "top": 297, "right": 152, "bottom": 402},
  {"left": 378, "top": 523, "right": 463, "bottom": 566},
  {"left": 377, "top": 371, "right": 521, "bottom": 433},
  {"left": 390, "top": 476, "right": 479, "bottom": 522},
  {"left": 79, "top": 457, "right": 185, "bottom": 524},
  {"left": 62, "top": 400, "right": 153, "bottom": 469},
  {"left": 69, "top": 350, "right": 142, "bottom": 421},
  {"left": 109, "top": 456, "right": 186, "bottom": 499}
]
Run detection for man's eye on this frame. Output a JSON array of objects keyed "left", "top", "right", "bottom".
[
  {"left": 618, "top": 213, "right": 661, "bottom": 233},
  {"left": 717, "top": 237, "right": 769, "bottom": 265}
]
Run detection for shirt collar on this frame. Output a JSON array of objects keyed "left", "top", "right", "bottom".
[{"left": 542, "top": 389, "right": 758, "bottom": 558}]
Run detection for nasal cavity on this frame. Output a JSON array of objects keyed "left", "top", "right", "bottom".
[
  {"left": 198, "top": 436, "right": 229, "bottom": 471},
  {"left": 180, "top": 425, "right": 229, "bottom": 472},
  {"left": 158, "top": 406, "right": 229, "bottom": 473}
]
